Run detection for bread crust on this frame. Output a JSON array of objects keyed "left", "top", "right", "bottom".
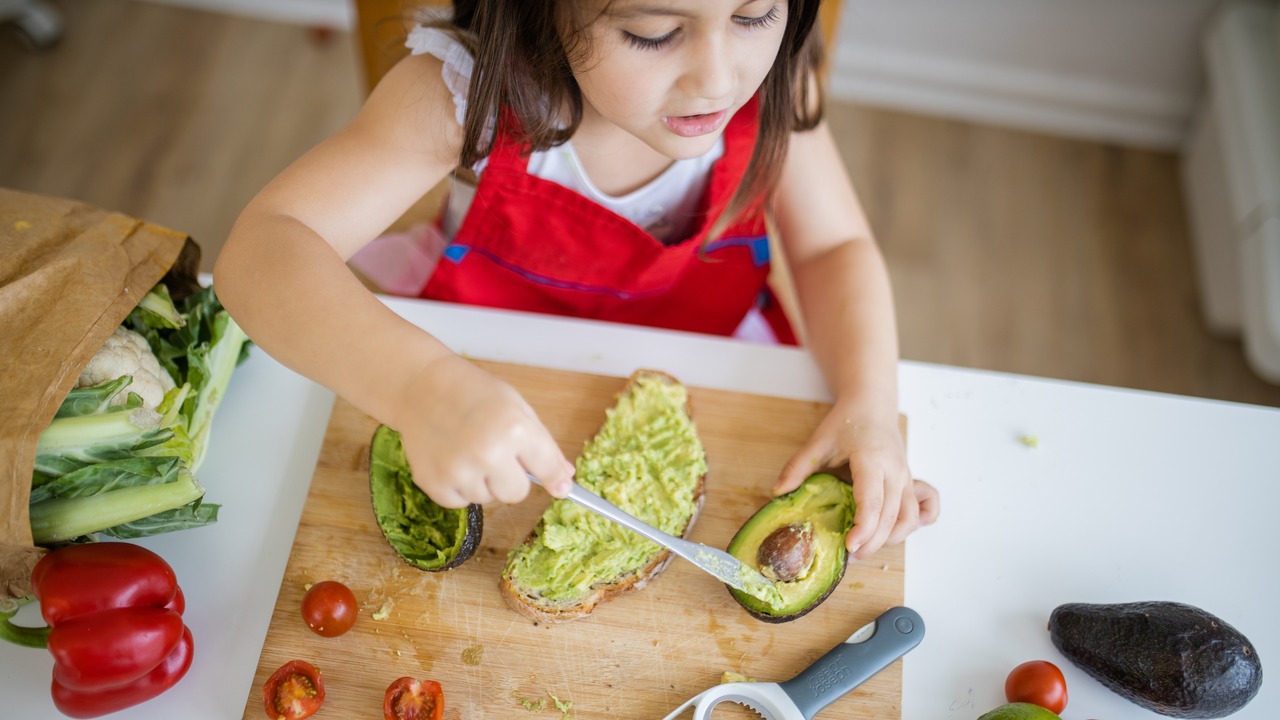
[{"left": 500, "top": 369, "right": 705, "bottom": 623}]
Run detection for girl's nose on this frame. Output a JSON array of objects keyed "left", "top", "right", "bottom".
[{"left": 681, "top": 34, "right": 735, "bottom": 101}]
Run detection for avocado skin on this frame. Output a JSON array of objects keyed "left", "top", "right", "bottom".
[{"left": 1049, "top": 601, "right": 1262, "bottom": 718}]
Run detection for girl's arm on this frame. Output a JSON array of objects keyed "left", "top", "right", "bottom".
[
  {"left": 771, "top": 119, "right": 940, "bottom": 559},
  {"left": 213, "top": 54, "right": 574, "bottom": 507}
]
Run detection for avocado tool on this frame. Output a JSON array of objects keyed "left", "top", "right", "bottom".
[
  {"left": 659, "top": 606, "right": 925, "bottom": 720},
  {"left": 526, "top": 473, "right": 780, "bottom": 604}
]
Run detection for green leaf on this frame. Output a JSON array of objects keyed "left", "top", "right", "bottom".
[
  {"left": 100, "top": 500, "right": 220, "bottom": 538},
  {"left": 187, "top": 311, "right": 249, "bottom": 471},
  {"left": 29, "top": 468, "right": 206, "bottom": 544},
  {"left": 29, "top": 456, "right": 181, "bottom": 504},
  {"left": 55, "top": 376, "right": 138, "bottom": 418},
  {"left": 35, "top": 407, "right": 174, "bottom": 470},
  {"left": 128, "top": 283, "right": 186, "bottom": 331}
]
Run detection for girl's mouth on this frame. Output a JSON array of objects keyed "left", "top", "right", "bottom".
[{"left": 662, "top": 110, "right": 729, "bottom": 138}]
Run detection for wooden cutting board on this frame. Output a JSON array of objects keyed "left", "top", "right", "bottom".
[{"left": 242, "top": 361, "right": 906, "bottom": 720}]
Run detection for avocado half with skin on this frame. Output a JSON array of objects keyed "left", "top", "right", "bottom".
[
  {"left": 725, "top": 472, "right": 855, "bottom": 622},
  {"left": 368, "top": 424, "right": 482, "bottom": 571}
]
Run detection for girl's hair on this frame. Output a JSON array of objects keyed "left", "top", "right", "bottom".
[{"left": 435, "top": 0, "right": 825, "bottom": 231}]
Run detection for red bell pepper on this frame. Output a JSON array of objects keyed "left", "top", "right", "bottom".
[
  {"left": 49, "top": 605, "right": 186, "bottom": 690},
  {"left": 1, "top": 542, "right": 196, "bottom": 718},
  {"left": 31, "top": 542, "right": 179, "bottom": 625},
  {"left": 51, "top": 627, "right": 195, "bottom": 719}
]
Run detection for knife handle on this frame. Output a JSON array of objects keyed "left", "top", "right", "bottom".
[{"left": 778, "top": 606, "right": 925, "bottom": 720}]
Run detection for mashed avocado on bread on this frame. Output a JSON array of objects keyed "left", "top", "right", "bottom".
[{"left": 501, "top": 371, "right": 706, "bottom": 617}]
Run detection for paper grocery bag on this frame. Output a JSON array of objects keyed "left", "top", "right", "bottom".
[{"left": 0, "top": 187, "right": 199, "bottom": 599}]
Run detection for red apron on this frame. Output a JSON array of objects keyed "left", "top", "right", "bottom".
[{"left": 420, "top": 97, "right": 797, "bottom": 344}]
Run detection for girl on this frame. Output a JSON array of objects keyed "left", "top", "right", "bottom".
[{"left": 213, "top": 0, "right": 939, "bottom": 561}]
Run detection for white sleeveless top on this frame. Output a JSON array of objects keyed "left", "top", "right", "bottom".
[{"left": 406, "top": 26, "right": 724, "bottom": 244}]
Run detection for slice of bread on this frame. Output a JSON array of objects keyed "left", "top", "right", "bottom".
[{"left": 500, "top": 369, "right": 707, "bottom": 623}]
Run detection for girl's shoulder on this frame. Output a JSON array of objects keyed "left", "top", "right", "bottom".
[
  {"left": 405, "top": 26, "right": 474, "bottom": 128},
  {"left": 354, "top": 32, "right": 465, "bottom": 166}
]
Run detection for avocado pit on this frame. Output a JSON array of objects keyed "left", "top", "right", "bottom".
[{"left": 757, "top": 522, "right": 815, "bottom": 582}]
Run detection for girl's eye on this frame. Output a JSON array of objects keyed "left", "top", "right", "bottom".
[
  {"left": 619, "top": 3, "right": 781, "bottom": 51},
  {"left": 623, "top": 29, "right": 678, "bottom": 51},
  {"left": 735, "top": 3, "right": 782, "bottom": 30}
]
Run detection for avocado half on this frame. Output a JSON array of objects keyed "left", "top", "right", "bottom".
[
  {"left": 368, "top": 424, "right": 482, "bottom": 571},
  {"left": 1049, "top": 601, "right": 1263, "bottom": 718},
  {"left": 725, "top": 472, "right": 855, "bottom": 622}
]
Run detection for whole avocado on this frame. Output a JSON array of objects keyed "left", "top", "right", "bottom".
[
  {"left": 1049, "top": 601, "right": 1262, "bottom": 718},
  {"left": 976, "top": 703, "right": 1060, "bottom": 720}
]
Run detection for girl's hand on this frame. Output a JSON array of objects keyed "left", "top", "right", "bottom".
[
  {"left": 773, "top": 405, "right": 940, "bottom": 560},
  {"left": 391, "top": 354, "right": 574, "bottom": 508}
]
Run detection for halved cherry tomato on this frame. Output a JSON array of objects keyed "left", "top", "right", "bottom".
[
  {"left": 384, "top": 676, "right": 444, "bottom": 720},
  {"left": 262, "top": 660, "right": 325, "bottom": 720},
  {"left": 300, "top": 580, "right": 358, "bottom": 638},
  {"left": 1005, "top": 660, "right": 1068, "bottom": 714}
]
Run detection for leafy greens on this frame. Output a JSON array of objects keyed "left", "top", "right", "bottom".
[{"left": 30, "top": 283, "right": 250, "bottom": 544}]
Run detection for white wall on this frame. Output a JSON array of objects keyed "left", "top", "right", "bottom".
[
  {"left": 830, "top": 0, "right": 1225, "bottom": 149},
  {"left": 139, "top": 0, "right": 353, "bottom": 28},
  {"left": 142, "top": 0, "right": 1226, "bottom": 150}
]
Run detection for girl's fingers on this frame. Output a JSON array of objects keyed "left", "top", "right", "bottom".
[
  {"left": 857, "top": 479, "right": 901, "bottom": 559},
  {"left": 487, "top": 461, "right": 532, "bottom": 505},
  {"left": 914, "top": 479, "right": 941, "bottom": 525},
  {"left": 774, "top": 440, "right": 834, "bottom": 496},
  {"left": 845, "top": 467, "right": 884, "bottom": 555},
  {"left": 429, "top": 484, "right": 475, "bottom": 509},
  {"left": 517, "top": 429, "right": 574, "bottom": 498},
  {"left": 886, "top": 483, "right": 921, "bottom": 546}
]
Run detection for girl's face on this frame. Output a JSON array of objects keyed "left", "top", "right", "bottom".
[{"left": 570, "top": 0, "right": 789, "bottom": 160}]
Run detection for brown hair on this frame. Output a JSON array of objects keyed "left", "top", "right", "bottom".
[{"left": 431, "top": 0, "right": 826, "bottom": 231}]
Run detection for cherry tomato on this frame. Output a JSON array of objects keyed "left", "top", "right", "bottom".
[
  {"left": 384, "top": 676, "right": 444, "bottom": 720},
  {"left": 300, "top": 580, "right": 358, "bottom": 638},
  {"left": 1005, "top": 660, "right": 1068, "bottom": 714},
  {"left": 262, "top": 660, "right": 325, "bottom": 720}
]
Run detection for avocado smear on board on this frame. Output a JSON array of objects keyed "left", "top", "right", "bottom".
[
  {"left": 369, "top": 424, "right": 482, "bottom": 571},
  {"left": 503, "top": 376, "right": 706, "bottom": 601},
  {"left": 726, "top": 472, "right": 855, "bottom": 622}
]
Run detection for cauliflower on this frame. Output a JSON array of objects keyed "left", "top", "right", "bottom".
[{"left": 77, "top": 326, "right": 176, "bottom": 410}]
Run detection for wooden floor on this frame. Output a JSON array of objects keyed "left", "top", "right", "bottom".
[{"left": 4, "top": 0, "right": 1278, "bottom": 407}]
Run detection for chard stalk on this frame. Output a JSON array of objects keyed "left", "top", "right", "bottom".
[{"left": 29, "top": 468, "right": 205, "bottom": 544}]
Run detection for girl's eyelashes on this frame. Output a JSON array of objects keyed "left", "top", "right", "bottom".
[
  {"left": 737, "top": 3, "right": 783, "bottom": 31},
  {"left": 623, "top": 28, "right": 678, "bottom": 51},
  {"left": 620, "top": 3, "right": 783, "bottom": 52}
]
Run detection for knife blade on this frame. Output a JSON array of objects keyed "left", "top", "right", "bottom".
[{"left": 527, "top": 473, "right": 782, "bottom": 606}]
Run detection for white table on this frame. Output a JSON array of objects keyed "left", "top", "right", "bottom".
[{"left": 3, "top": 296, "right": 1278, "bottom": 719}]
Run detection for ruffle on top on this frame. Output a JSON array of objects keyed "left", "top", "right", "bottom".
[{"left": 405, "top": 25, "right": 473, "bottom": 127}]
